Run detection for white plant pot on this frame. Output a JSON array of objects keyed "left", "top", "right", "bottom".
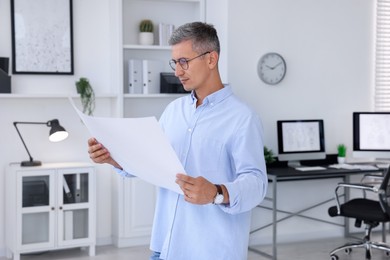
[
  {"left": 139, "top": 32, "right": 154, "bottom": 45},
  {"left": 337, "top": 157, "right": 346, "bottom": 164}
]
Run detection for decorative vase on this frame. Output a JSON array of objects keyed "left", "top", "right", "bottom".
[
  {"left": 337, "top": 157, "right": 345, "bottom": 164},
  {"left": 139, "top": 32, "right": 154, "bottom": 45}
]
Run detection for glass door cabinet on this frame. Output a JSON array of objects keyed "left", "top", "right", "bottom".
[{"left": 6, "top": 163, "right": 95, "bottom": 260}]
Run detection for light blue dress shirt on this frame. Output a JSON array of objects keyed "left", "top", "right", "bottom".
[{"left": 117, "top": 85, "right": 268, "bottom": 260}]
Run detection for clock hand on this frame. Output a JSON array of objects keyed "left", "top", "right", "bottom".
[{"left": 270, "top": 62, "right": 282, "bottom": 69}]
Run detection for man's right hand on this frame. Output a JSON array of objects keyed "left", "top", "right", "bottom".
[{"left": 87, "top": 137, "right": 123, "bottom": 169}]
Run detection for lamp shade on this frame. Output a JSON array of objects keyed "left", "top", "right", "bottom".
[{"left": 48, "top": 119, "right": 69, "bottom": 142}]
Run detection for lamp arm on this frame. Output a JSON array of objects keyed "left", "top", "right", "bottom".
[{"left": 13, "top": 121, "right": 47, "bottom": 163}]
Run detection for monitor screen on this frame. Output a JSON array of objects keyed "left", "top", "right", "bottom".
[
  {"left": 353, "top": 112, "right": 390, "bottom": 160},
  {"left": 277, "top": 119, "right": 326, "bottom": 167}
]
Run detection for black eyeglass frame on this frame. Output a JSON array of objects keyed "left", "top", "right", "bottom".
[{"left": 169, "top": 51, "right": 211, "bottom": 71}]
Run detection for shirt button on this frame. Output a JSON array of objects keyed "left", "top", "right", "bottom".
[
  {"left": 211, "top": 102, "right": 214, "bottom": 106},
  {"left": 188, "top": 128, "right": 192, "bottom": 132}
]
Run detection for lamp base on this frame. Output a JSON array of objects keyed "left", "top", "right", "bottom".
[{"left": 21, "top": 160, "right": 42, "bottom": 167}]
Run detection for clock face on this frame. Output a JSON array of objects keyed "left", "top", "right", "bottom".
[{"left": 258, "top": 52, "right": 286, "bottom": 85}]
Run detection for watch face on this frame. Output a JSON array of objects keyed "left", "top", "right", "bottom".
[
  {"left": 214, "top": 194, "right": 224, "bottom": 204},
  {"left": 258, "top": 52, "right": 286, "bottom": 85}
]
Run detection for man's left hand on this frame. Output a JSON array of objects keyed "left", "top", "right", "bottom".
[{"left": 175, "top": 174, "right": 217, "bottom": 205}]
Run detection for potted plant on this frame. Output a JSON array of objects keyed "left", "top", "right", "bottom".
[
  {"left": 139, "top": 19, "right": 154, "bottom": 45},
  {"left": 337, "top": 144, "right": 347, "bottom": 164},
  {"left": 75, "top": 77, "right": 95, "bottom": 116},
  {"left": 264, "top": 146, "right": 276, "bottom": 165}
]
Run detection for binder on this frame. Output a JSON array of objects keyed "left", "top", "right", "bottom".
[
  {"left": 142, "top": 60, "right": 164, "bottom": 94},
  {"left": 128, "top": 59, "right": 143, "bottom": 94},
  {"left": 63, "top": 176, "right": 74, "bottom": 203},
  {"left": 75, "top": 173, "right": 81, "bottom": 203}
]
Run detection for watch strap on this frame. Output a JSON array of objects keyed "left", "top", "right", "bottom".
[{"left": 215, "top": 184, "right": 222, "bottom": 195}]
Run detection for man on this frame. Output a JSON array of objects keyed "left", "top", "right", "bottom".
[{"left": 88, "top": 22, "right": 268, "bottom": 260}]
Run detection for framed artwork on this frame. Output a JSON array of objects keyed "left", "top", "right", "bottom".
[{"left": 10, "top": 0, "right": 74, "bottom": 74}]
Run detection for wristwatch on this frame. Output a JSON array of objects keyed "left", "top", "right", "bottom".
[{"left": 213, "top": 184, "right": 224, "bottom": 205}]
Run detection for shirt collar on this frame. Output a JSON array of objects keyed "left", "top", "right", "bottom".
[{"left": 188, "top": 84, "right": 232, "bottom": 106}]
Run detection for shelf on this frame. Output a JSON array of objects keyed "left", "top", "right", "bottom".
[
  {"left": 0, "top": 93, "right": 118, "bottom": 99},
  {"left": 123, "top": 45, "right": 171, "bottom": 51},
  {"left": 124, "top": 93, "right": 186, "bottom": 98}
]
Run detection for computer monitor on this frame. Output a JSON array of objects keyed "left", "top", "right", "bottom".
[
  {"left": 353, "top": 112, "right": 390, "bottom": 161},
  {"left": 277, "top": 119, "right": 326, "bottom": 167}
]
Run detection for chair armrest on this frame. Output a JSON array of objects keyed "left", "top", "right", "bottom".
[
  {"left": 336, "top": 182, "right": 378, "bottom": 192},
  {"left": 361, "top": 173, "right": 384, "bottom": 185},
  {"left": 334, "top": 182, "right": 380, "bottom": 214},
  {"left": 361, "top": 174, "right": 384, "bottom": 198}
]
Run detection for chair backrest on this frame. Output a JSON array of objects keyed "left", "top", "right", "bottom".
[{"left": 379, "top": 166, "right": 390, "bottom": 216}]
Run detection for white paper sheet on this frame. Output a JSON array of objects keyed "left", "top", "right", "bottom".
[{"left": 69, "top": 98, "right": 185, "bottom": 194}]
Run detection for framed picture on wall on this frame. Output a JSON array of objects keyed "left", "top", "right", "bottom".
[{"left": 10, "top": 0, "right": 74, "bottom": 74}]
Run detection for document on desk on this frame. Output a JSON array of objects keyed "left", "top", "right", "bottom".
[{"left": 69, "top": 98, "right": 185, "bottom": 194}]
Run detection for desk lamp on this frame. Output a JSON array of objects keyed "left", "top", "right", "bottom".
[{"left": 13, "top": 119, "right": 69, "bottom": 166}]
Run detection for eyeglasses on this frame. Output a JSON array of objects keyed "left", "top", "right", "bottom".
[{"left": 169, "top": 51, "right": 210, "bottom": 71}]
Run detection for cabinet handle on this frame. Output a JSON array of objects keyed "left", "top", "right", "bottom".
[
  {"left": 51, "top": 207, "right": 55, "bottom": 210},
  {"left": 59, "top": 206, "right": 63, "bottom": 210}
]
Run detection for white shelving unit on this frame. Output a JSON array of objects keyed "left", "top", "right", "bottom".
[{"left": 5, "top": 162, "right": 96, "bottom": 260}]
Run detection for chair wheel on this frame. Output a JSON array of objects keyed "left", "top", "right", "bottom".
[
  {"left": 330, "top": 254, "right": 339, "bottom": 260},
  {"left": 344, "top": 248, "right": 352, "bottom": 255},
  {"left": 386, "top": 251, "right": 390, "bottom": 257}
]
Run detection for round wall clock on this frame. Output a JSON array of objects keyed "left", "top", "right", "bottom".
[{"left": 257, "top": 52, "right": 286, "bottom": 85}]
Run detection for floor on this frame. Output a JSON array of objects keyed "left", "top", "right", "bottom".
[{"left": 2, "top": 234, "right": 390, "bottom": 260}]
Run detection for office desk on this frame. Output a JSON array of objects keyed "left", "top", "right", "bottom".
[{"left": 249, "top": 166, "right": 384, "bottom": 260}]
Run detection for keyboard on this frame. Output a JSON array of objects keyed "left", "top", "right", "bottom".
[{"left": 295, "top": 166, "right": 327, "bottom": 171}]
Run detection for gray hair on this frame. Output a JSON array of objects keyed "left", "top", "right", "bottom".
[{"left": 169, "top": 22, "right": 220, "bottom": 55}]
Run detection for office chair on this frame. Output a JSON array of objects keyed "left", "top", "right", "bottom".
[{"left": 328, "top": 167, "right": 390, "bottom": 260}]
